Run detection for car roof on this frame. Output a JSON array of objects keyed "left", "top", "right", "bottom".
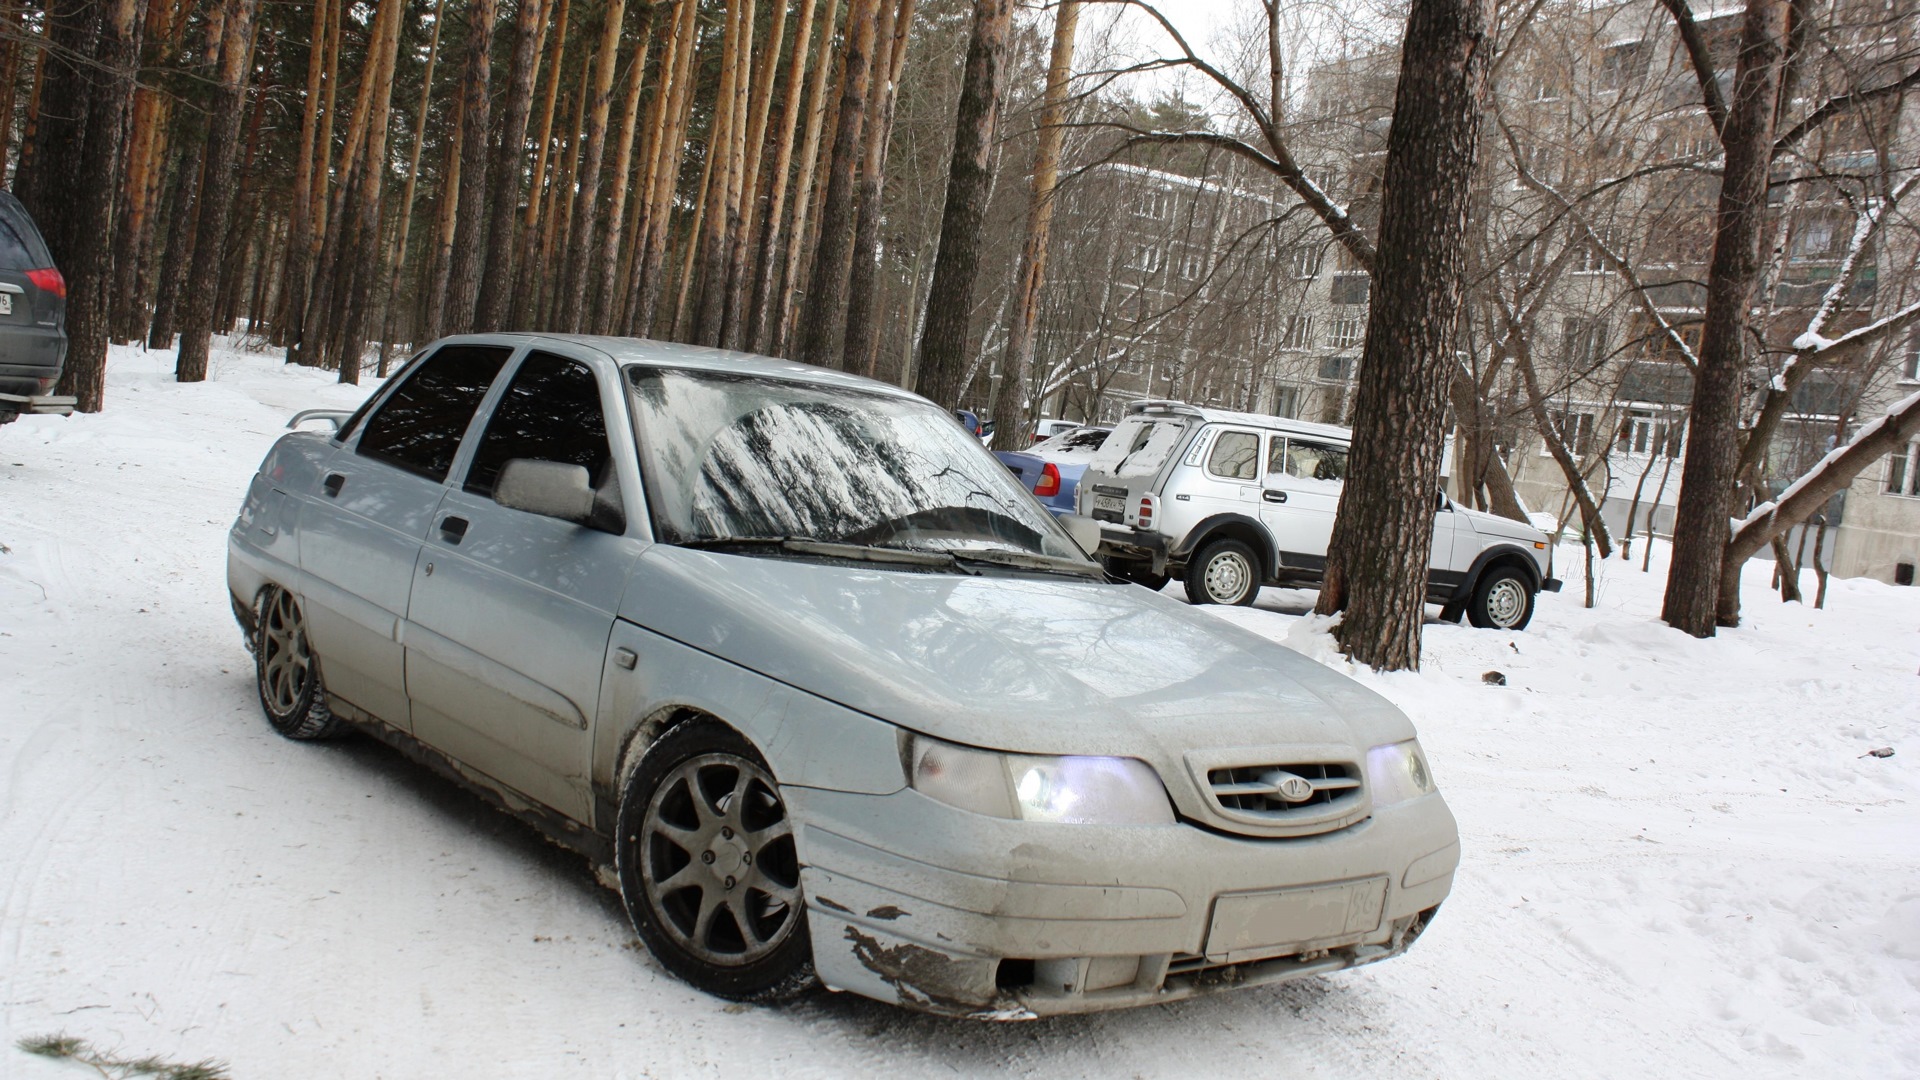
[
  {"left": 427, "top": 333, "right": 925, "bottom": 403},
  {"left": 1120, "top": 399, "right": 1352, "bottom": 443}
]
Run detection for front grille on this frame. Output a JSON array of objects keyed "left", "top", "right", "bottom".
[{"left": 1206, "top": 763, "right": 1361, "bottom": 819}]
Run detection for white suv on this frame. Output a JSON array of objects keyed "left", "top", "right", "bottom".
[{"left": 1079, "top": 400, "right": 1560, "bottom": 628}]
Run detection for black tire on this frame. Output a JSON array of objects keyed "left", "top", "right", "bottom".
[
  {"left": 254, "top": 586, "right": 342, "bottom": 740},
  {"left": 1466, "top": 567, "right": 1536, "bottom": 630},
  {"left": 1184, "top": 538, "right": 1261, "bottom": 606},
  {"left": 616, "top": 719, "right": 816, "bottom": 1003},
  {"left": 1107, "top": 559, "right": 1170, "bottom": 592}
]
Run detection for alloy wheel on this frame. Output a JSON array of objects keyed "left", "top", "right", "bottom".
[{"left": 259, "top": 589, "right": 313, "bottom": 716}]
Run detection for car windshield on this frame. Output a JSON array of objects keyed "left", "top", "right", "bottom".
[{"left": 627, "top": 366, "right": 1090, "bottom": 563}]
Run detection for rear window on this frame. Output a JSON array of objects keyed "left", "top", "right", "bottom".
[
  {"left": 1087, "top": 416, "right": 1190, "bottom": 478},
  {"left": 1031, "top": 426, "right": 1110, "bottom": 455}
]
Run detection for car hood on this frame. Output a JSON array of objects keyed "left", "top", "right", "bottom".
[
  {"left": 1457, "top": 505, "right": 1549, "bottom": 545},
  {"left": 621, "top": 546, "right": 1414, "bottom": 764}
]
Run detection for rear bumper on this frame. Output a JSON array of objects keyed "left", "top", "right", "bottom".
[
  {"left": 791, "top": 785, "right": 1458, "bottom": 1018},
  {"left": 0, "top": 390, "right": 76, "bottom": 416},
  {"left": 1541, "top": 577, "right": 1562, "bottom": 592}
]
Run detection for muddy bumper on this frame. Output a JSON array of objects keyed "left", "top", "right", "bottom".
[{"left": 789, "top": 786, "right": 1458, "bottom": 1018}]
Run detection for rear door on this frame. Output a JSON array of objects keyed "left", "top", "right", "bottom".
[
  {"left": 1081, "top": 414, "right": 1196, "bottom": 525},
  {"left": 1259, "top": 435, "right": 1348, "bottom": 568},
  {"left": 402, "top": 349, "right": 642, "bottom": 821},
  {"left": 298, "top": 342, "right": 513, "bottom": 729}
]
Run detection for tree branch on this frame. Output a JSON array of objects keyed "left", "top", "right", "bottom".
[
  {"left": 1658, "top": 0, "right": 1729, "bottom": 139},
  {"left": 1774, "top": 62, "right": 1920, "bottom": 158}
]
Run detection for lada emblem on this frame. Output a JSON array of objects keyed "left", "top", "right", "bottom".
[{"left": 1266, "top": 770, "right": 1316, "bottom": 803}]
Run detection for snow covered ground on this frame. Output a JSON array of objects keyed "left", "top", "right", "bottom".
[{"left": 1, "top": 341, "right": 1915, "bottom": 1079}]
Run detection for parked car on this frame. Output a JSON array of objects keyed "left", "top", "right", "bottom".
[
  {"left": 1028, "top": 417, "right": 1082, "bottom": 444},
  {"left": 953, "top": 407, "right": 993, "bottom": 444},
  {"left": 0, "top": 190, "right": 71, "bottom": 425},
  {"left": 994, "top": 424, "right": 1110, "bottom": 517},
  {"left": 1079, "top": 400, "right": 1560, "bottom": 626},
  {"left": 228, "top": 335, "right": 1458, "bottom": 1018}
]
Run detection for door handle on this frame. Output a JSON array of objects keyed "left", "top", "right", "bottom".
[
  {"left": 1263, "top": 489, "right": 1288, "bottom": 503},
  {"left": 439, "top": 515, "right": 469, "bottom": 543},
  {"left": 322, "top": 473, "right": 345, "bottom": 498}
]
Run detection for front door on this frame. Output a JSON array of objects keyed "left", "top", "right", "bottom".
[
  {"left": 403, "top": 350, "right": 640, "bottom": 822},
  {"left": 1259, "top": 435, "right": 1348, "bottom": 571},
  {"left": 298, "top": 343, "right": 513, "bottom": 728}
]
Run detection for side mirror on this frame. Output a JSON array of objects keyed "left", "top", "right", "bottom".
[
  {"left": 495, "top": 459, "right": 594, "bottom": 525},
  {"left": 1059, "top": 514, "right": 1103, "bottom": 555}
]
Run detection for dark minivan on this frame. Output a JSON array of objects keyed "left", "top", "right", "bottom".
[{"left": 0, "top": 190, "right": 69, "bottom": 424}]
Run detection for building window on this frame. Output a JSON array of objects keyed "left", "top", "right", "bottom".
[
  {"left": 1281, "top": 314, "right": 1316, "bottom": 350},
  {"left": 1889, "top": 441, "right": 1920, "bottom": 497},
  {"left": 1319, "top": 354, "right": 1355, "bottom": 381},
  {"left": 1290, "top": 245, "right": 1324, "bottom": 279},
  {"left": 1561, "top": 317, "right": 1608, "bottom": 367},
  {"left": 1128, "top": 243, "right": 1163, "bottom": 273},
  {"left": 1601, "top": 40, "right": 1651, "bottom": 90},
  {"left": 1179, "top": 249, "right": 1205, "bottom": 280},
  {"left": 1271, "top": 384, "right": 1302, "bottom": 419},
  {"left": 1901, "top": 333, "right": 1920, "bottom": 382},
  {"left": 1549, "top": 409, "right": 1595, "bottom": 454},
  {"left": 1331, "top": 273, "right": 1370, "bottom": 305},
  {"left": 1574, "top": 230, "right": 1615, "bottom": 274},
  {"left": 1328, "top": 315, "right": 1364, "bottom": 350},
  {"left": 1133, "top": 188, "right": 1171, "bottom": 220},
  {"left": 1618, "top": 409, "right": 1682, "bottom": 458}
]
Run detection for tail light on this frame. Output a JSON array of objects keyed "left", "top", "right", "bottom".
[
  {"left": 26, "top": 268, "right": 65, "bottom": 299},
  {"left": 1034, "top": 462, "right": 1061, "bottom": 497},
  {"left": 1137, "top": 494, "right": 1156, "bottom": 529}
]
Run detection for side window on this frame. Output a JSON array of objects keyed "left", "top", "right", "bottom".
[
  {"left": 1273, "top": 438, "right": 1349, "bottom": 484},
  {"left": 356, "top": 344, "right": 512, "bottom": 481},
  {"left": 464, "top": 351, "right": 615, "bottom": 499},
  {"left": 0, "top": 216, "right": 34, "bottom": 270},
  {"left": 1206, "top": 430, "right": 1260, "bottom": 481}
]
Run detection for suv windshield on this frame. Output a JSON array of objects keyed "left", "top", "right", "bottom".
[{"left": 627, "top": 367, "right": 1089, "bottom": 563}]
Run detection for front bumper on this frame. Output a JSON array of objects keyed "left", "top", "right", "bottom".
[{"left": 790, "top": 786, "right": 1458, "bottom": 1018}]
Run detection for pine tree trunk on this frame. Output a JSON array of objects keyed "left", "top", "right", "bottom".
[
  {"left": 147, "top": 111, "right": 203, "bottom": 349},
  {"left": 627, "top": 0, "right": 699, "bottom": 336},
  {"left": 768, "top": 0, "right": 842, "bottom": 355},
  {"left": 1310, "top": 0, "right": 1490, "bottom": 672},
  {"left": 334, "top": 0, "right": 404, "bottom": 384},
  {"left": 475, "top": 0, "right": 549, "bottom": 331},
  {"left": 839, "top": 0, "right": 912, "bottom": 373},
  {"left": 794, "top": 0, "right": 882, "bottom": 366},
  {"left": 377, "top": 0, "right": 448, "bottom": 375},
  {"left": 556, "top": 0, "right": 629, "bottom": 332},
  {"left": 0, "top": 1, "right": 21, "bottom": 182},
  {"left": 1665, "top": 0, "right": 1791, "bottom": 635},
  {"left": 911, "top": 0, "right": 1013, "bottom": 407},
  {"left": 592, "top": 2, "right": 657, "bottom": 334},
  {"left": 691, "top": 0, "right": 750, "bottom": 346},
  {"left": 175, "top": 0, "right": 259, "bottom": 383},
  {"left": 985, "top": 0, "right": 1076, "bottom": 448},
  {"left": 542, "top": 56, "right": 592, "bottom": 329},
  {"left": 509, "top": 0, "right": 570, "bottom": 330},
  {"left": 719, "top": 0, "right": 790, "bottom": 349},
  {"left": 745, "top": 0, "right": 826, "bottom": 352},
  {"left": 54, "top": 0, "right": 139, "bottom": 413},
  {"left": 442, "top": 0, "right": 498, "bottom": 334},
  {"left": 422, "top": 93, "right": 465, "bottom": 341},
  {"left": 15, "top": 0, "right": 98, "bottom": 259}
]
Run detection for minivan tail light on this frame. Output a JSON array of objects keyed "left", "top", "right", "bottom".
[
  {"left": 1034, "top": 462, "right": 1061, "bottom": 497},
  {"left": 1137, "top": 494, "right": 1156, "bottom": 529},
  {"left": 26, "top": 268, "right": 64, "bottom": 299}
]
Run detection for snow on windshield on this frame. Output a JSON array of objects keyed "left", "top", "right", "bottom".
[
  {"left": 1087, "top": 417, "right": 1189, "bottom": 478},
  {"left": 1032, "top": 426, "right": 1110, "bottom": 456},
  {"left": 628, "top": 368, "right": 1082, "bottom": 560}
]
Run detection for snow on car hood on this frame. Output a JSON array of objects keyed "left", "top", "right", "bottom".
[{"left": 622, "top": 546, "right": 1415, "bottom": 762}]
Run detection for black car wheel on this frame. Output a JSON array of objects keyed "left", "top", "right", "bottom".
[
  {"left": 1184, "top": 539, "right": 1260, "bottom": 606},
  {"left": 1466, "top": 567, "right": 1536, "bottom": 630},
  {"left": 616, "top": 719, "right": 815, "bottom": 1003}
]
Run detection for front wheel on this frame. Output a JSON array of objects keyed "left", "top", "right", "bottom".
[
  {"left": 1184, "top": 538, "right": 1260, "bottom": 606},
  {"left": 616, "top": 719, "right": 815, "bottom": 1003},
  {"left": 1467, "top": 567, "right": 1536, "bottom": 630}
]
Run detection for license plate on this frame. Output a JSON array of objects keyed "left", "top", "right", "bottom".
[
  {"left": 1091, "top": 494, "right": 1125, "bottom": 514},
  {"left": 0, "top": 293, "right": 12, "bottom": 316},
  {"left": 1204, "top": 877, "right": 1387, "bottom": 962}
]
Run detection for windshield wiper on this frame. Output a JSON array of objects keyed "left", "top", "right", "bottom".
[
  {"left": 674, "top": 536, "right": 960, "bottom": 568},
  {"left": 946, "top": 547, "right": 1105, "bottom": 579}
]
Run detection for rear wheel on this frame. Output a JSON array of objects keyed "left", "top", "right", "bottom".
[
  {"left": 616, "top": 719, "right": 815, "bottom": 1003},
  {"left": 1467, "top": 567, "right": 1536, "bottom": 630},
  {"left": 255, "top": 586, "right": 342, "bottom": 740},
  {"left": 1184, "top": 538, "right": 1260, "bottom": 606}
]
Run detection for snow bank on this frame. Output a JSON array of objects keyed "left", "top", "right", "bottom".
[{"left": 1, "top": 341, "right": 1915, "bottom": 1078}]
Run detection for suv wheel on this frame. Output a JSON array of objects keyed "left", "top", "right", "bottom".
[
  {"left": 1184, "top": 538, "right": 1260, "bottom": 606},
  {"left": 616, "top": 719, "right": 816, "bottom": 1003},
  {"left": 255, "top": 586, "right": 343, "bottom": 740},
  {"left": 1467, "top": 567, "right": 1536, "bottom": 630}
]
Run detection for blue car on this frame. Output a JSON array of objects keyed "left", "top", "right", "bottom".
[{"left": 994, "top": 425, "right": 1111, "bottom": 516}]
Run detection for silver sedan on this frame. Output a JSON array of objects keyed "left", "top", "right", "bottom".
[{"left": 227, "top": 334, "right": 1459, "bottom": 1017}]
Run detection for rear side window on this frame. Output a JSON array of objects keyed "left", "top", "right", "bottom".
[
  {"left": 356, "top": 344, "right": 512, "bottom": 481},
  {"left": 0, "top": 217, "right": 34, "bottom": 270},
  {"left": 1270, "top": 437, "right": 1349, "bottom": 484},
  {"left": 465, "top": 352, "right": 614, "bottom": 497},
  {"left": 1206, "top": 430, "right": 1260, "bottom": 480}
]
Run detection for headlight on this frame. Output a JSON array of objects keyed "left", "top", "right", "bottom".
[
  {"left": 907, "top": 734, "right": 1175, "bottom": 825},
  {"left": 1367, "top": 739, "right": 1437, "bottom": 806}
]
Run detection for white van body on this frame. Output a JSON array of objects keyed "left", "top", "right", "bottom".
[{"left": 1079, "top": 400, "right": 1560, "bottom": 626}]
